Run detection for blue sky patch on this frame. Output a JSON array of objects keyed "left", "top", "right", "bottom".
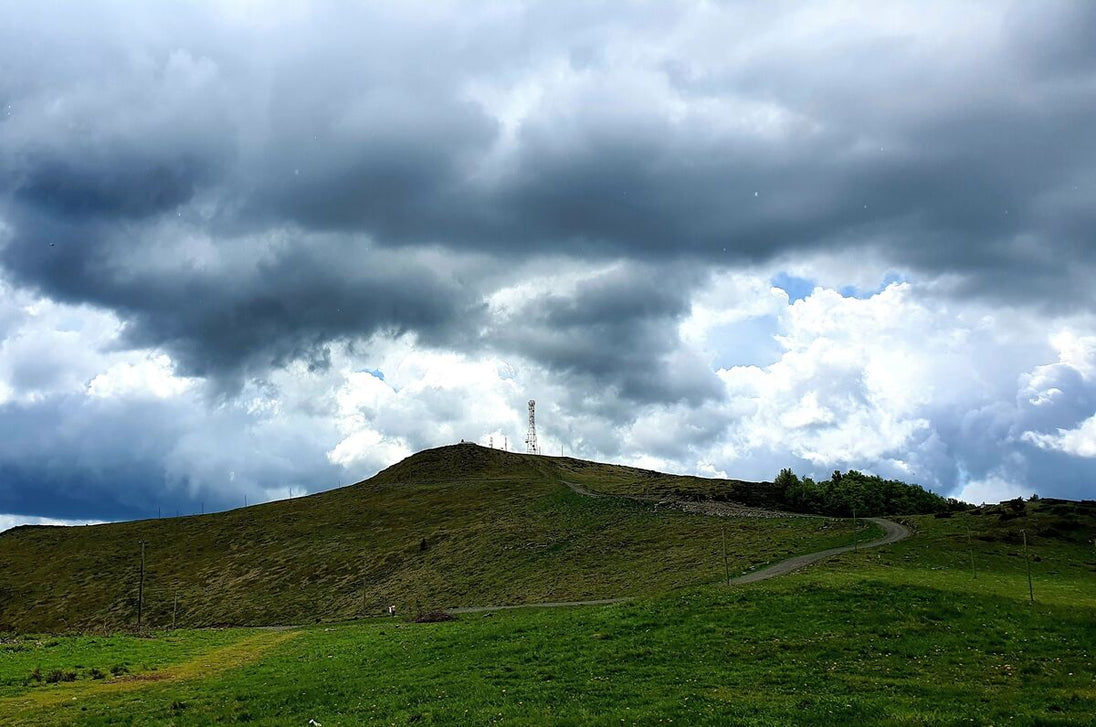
[
  {"left": 840, "top": 272, "right": 911, "bottom": 299},
  {"left": 771, "top": 272, "right": 816, "bottom": 302}
]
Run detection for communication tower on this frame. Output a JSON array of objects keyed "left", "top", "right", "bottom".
[{"left": 525, "top": 399, "right": 540, "bottom": 455}]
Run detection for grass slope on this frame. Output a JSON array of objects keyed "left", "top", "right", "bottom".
[
  {"left": 0, "top": 444, "right": 866, "bottom": 633},
  {"left": 2, "top": 499, "right": 1093, "bottom": 725}
]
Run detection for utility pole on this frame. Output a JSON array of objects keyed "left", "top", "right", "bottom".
[
  {"left": 722, "top": 525, "right": 729, "bottom": 586},
  {"left": 1022, "top": 529, "right": 1034, "bottom": 603},
  {"left": 967, "top": 526, "right": 976, "bottom": 579},
  {"left": 137, "top": 541, "right": 147, "bottom": 631},
  {"left": 172, "top": 590, "right": 178, "bottom": 630},
  {"left": 852, "top": 505, "right": 858, "bottom": 553}
]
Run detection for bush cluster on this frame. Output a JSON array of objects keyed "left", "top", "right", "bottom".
[
  {"left": 773, "top": 468, "right": 964, "bottom": 517},
  {"left": 45, "top": 669, "right": 77, "bottom": 683}
]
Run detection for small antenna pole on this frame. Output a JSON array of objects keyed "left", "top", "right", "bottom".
[
  {"left": 722, "top": 525, "right": 729, "bottom": 586},
  {"left": 1022, "top": 529, "right": 1034, "bottom": 603},
  {"left": 853, "top": 505, "right": 858, "bottom": 553},
  {"left": 137, "top": 541, "right": 147, "bottom": 631},
  {"left": 967, "top": 526, "right": 976, "bottom": 579}
]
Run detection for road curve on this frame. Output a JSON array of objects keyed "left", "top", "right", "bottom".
[
  {"left": 440, "top": 495, "right": 909, "bottom": 614},
  {"left": 729, "top": 517, "right": 910, "bottom": 584},
  {"left": 441, "top": 519, "right": 908, "bottom": 614},
  {"left": 559, "top": 478, "right": 912, "bottom": 583}
]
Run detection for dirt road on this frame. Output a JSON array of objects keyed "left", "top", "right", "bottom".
[
  {"left": 447, "top": 598, "right": 630, "bottom": 615},
  {"left": 729, "top": 517, "right": 910, "bottom": 584},
  {"left": 440, "top": 488, "right": 911, "bottom": 614}
]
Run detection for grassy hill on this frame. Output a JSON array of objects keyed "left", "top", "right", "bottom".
[
  {"left": 0, "top": 444, "right": 870, "bottom": 633},
  {"left": 2, "top": 495, "right": 1093, "bottom": 725}
]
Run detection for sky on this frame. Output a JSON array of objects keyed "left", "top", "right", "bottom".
[{"left": 1, "top": 1, "right": 1094, "bottom": 529}]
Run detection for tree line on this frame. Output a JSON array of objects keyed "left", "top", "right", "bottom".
[{"left": 773, "top": 468, "right": 965, "bottom": 517}]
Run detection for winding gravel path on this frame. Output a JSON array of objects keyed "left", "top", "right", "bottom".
[
  {"left": 441, "top": 487, "right": 910, "bottom": 614},
  {"left": 729, "top": 517, "right": 909, "bottom": 584},
  {"left": 446, "top": 598, "right": 630, "bottom": 615}
]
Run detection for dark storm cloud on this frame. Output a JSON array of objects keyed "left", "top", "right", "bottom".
[
  {"left": 221, "top": 1, "right": 1096, "bottom": 298},
  {"left": 13, "top": 151, "right": 212, "bottom": 221},
  {"left": 0, "top": 206, "right": 480, "bottom": 386},
  {"left": 117, "top": 245, "right": 478, "bottom": 386},
  {"left": 250, "top": 73, "right": 499, "bottom": 239},
  {"left": 1, "top": 0, "right": 1094, "bottom": 386},
  {"left": 491, "top": 264, "right": 723, "bottom": 407}
]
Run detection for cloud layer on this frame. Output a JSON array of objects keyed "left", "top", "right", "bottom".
[{"left": 1, "top": 1, "right": 1094, "bottom": 524}]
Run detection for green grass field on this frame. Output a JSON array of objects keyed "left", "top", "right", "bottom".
[
  {"left": 2, "top": 446, "right": 1093, "bottom": 724},
  {"left": 2, "top": 503, "right": 1093, "bottom": 725}
]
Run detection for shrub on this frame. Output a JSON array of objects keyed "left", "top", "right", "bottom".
[{"left": 110, "top": 663, "right": 129, "bottom": 676}]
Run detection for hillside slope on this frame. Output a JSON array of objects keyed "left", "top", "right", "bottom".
[
  {"left": 0, "top": 444, "right": 864, "bottom": 633},
  {"left": 3, "top": 496, "right": 1093, "bottom": 724}
]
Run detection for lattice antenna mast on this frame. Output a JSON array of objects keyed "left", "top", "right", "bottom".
[{"left": 525, "top": 399, "right": 540, "bottom": 455}]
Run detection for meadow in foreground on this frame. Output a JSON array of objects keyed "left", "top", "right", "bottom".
[{"left": 3, "top": 505, "right": 1093, "bottom": 726}]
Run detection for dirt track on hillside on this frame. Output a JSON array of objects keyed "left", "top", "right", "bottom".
[
  {"left": 439, "top": 486, "right": 911, "bottom": 614},
  {"left": 447, "top": 598, "right": 630, "bottom": 615},
  {"left": 729, "top": 517, "right": 909, "bottom": 584}
]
